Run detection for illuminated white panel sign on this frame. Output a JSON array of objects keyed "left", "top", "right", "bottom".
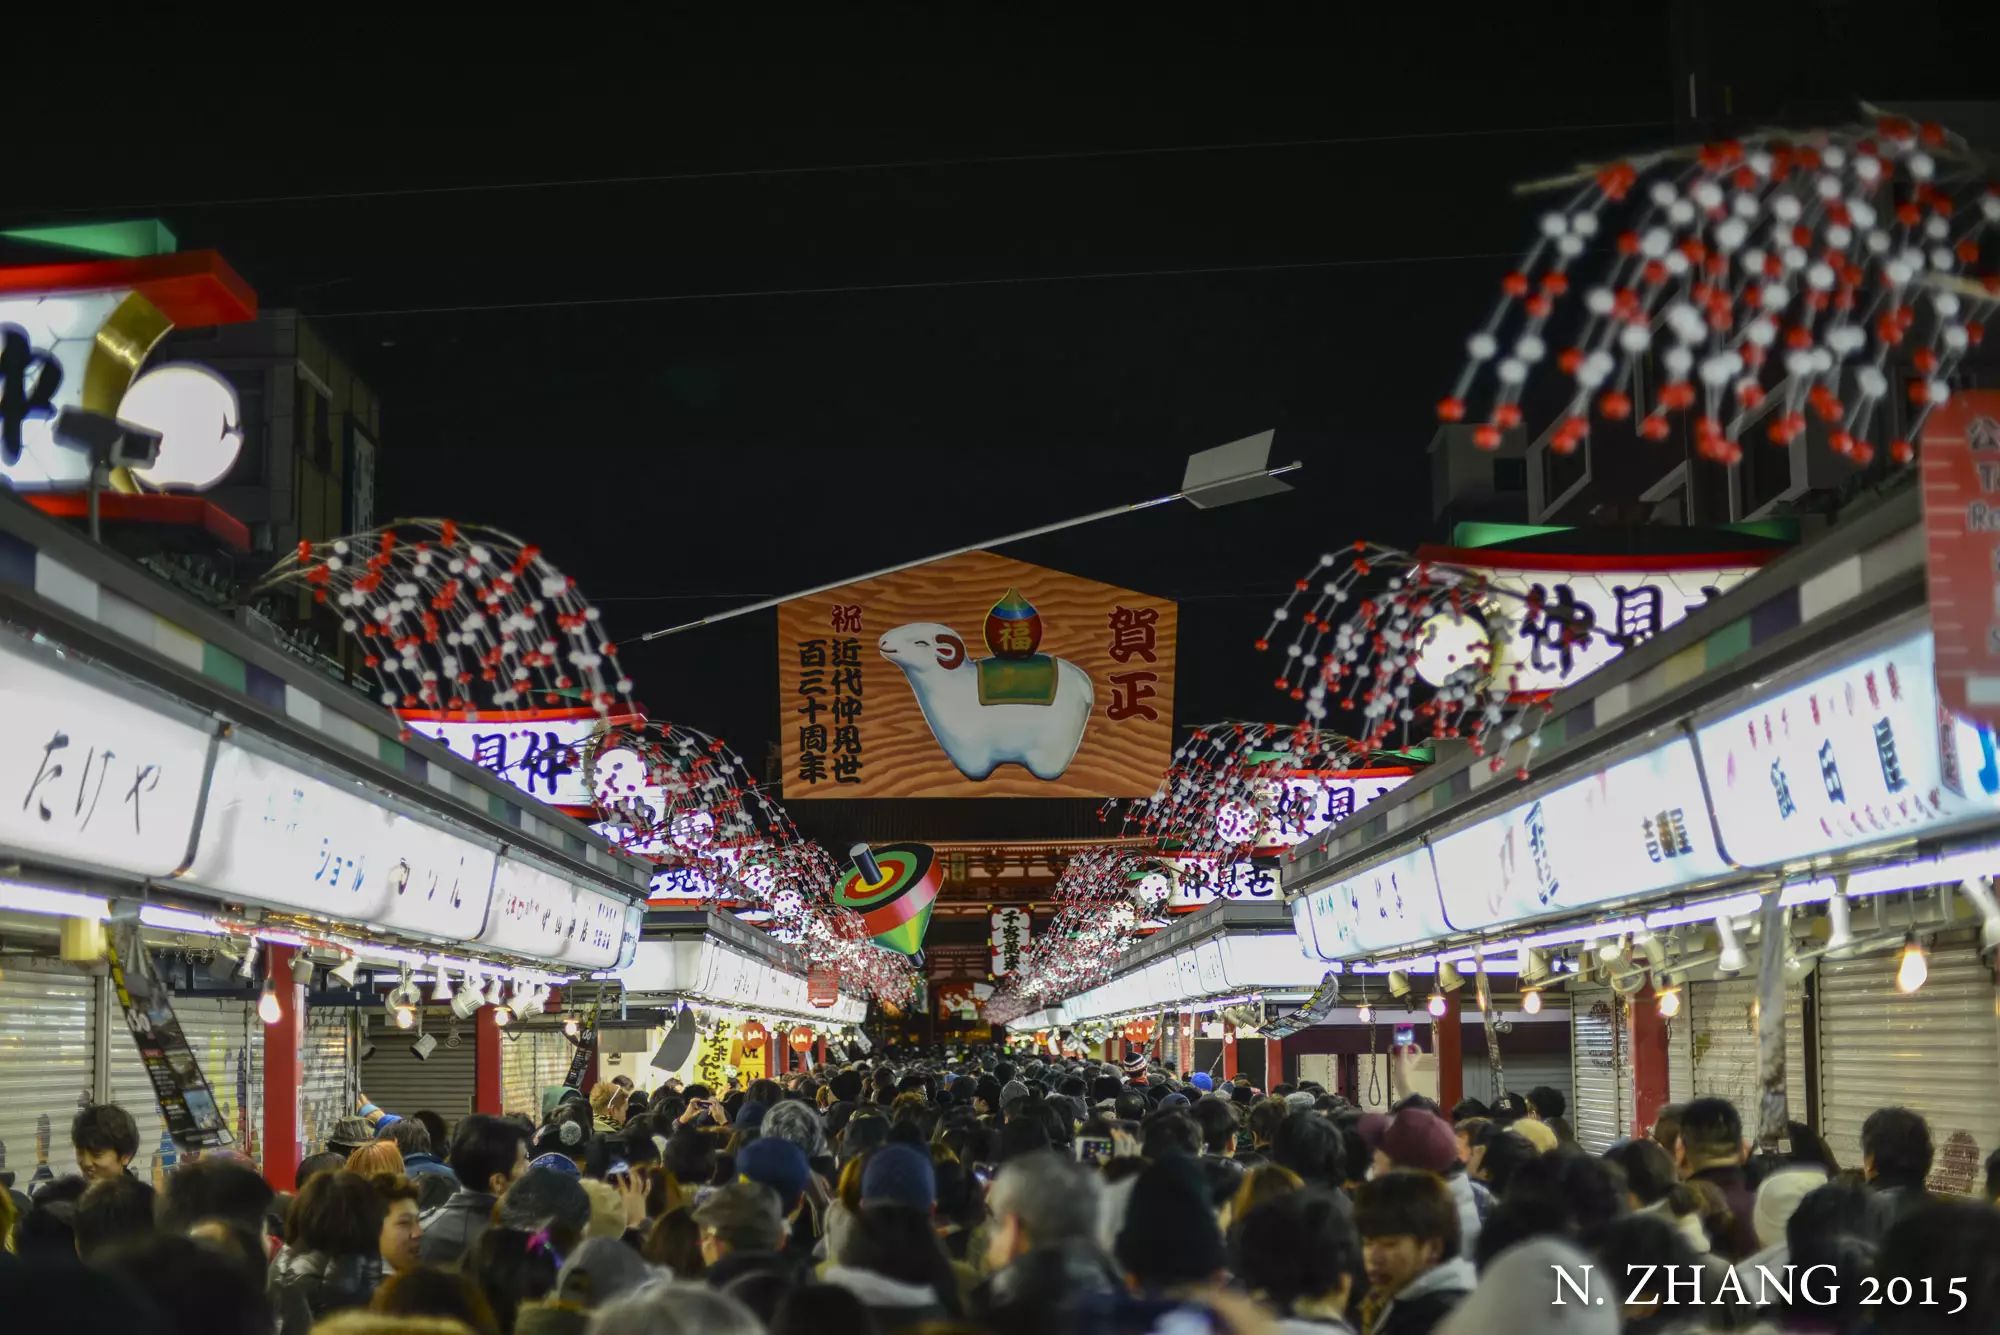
[
  {"left": 1410, "top": 550, "right": 1767, "bottom": 698},
  {"left": 0, "top": 639, "right": 213, "bottom": 878},
  {"left": 1162, "top": 860, "right": 1283, "bottom": 910},
  {"left": 1296, "top": 844, "right": 1447, "bottom": 961},
  {"left": 402, "top": 711, "right": 600, "bottom": 807},
  {"left": 1215, "top": 770, "right": 1415, "bottom": 851},
  {"left": 187, "top": 742, "right": 495, "bottom": 942},
  {"left": 1430, "top": 738, "right": 1727, "bottom": 932},
  {"left": 476, "top": 853, "right": 627, "bottom": 969},
  {"left": 1696, "top": 632, "right": 2000, "bottom": 867}
]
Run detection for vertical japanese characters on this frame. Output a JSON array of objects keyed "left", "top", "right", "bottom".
[{"left": 797, "top": 604, "right": 866, "bottom": 788}]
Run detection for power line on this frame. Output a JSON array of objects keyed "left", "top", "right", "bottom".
[
  {"left": 303, "top": 250, "right": 1518, "bottom": 320},
  {"left": 27, "top": 118, "right": 1672, "bottom": 213}
]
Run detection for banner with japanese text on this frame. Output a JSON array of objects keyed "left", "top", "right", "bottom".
[
  {"left": 776, "top": 550, "right": 1176, "bottom": 798},
  {"left": 990, "top": 908, "right": 1030, "bottom": 976}
]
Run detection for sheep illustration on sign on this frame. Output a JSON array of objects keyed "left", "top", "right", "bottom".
[{"left": 878, "top": 589, "right": 1094, "bottom": 781}]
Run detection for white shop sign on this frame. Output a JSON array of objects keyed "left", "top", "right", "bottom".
[
  {"left": 476, "top": 853, "right": 627, "bottom": 969},
  {"left": 1430, "top": 737, "right": 1727, "bottom": 932},
  {"left": 402, "top": 712, "right": 601, "bottom": 807},
  {"left": 1695, "top": 632, "right": 2000, "bottom": 867},
  {"left": 1297, "top": 842, "right": 1449, "bottom": 960},
  {"left": 186, "top": 742, "right": 496, "bottom": 942},
  {"left": 0, "top": 640, "right": 214, "bottom": 879},
  {"left": 1214, "top": 771, "right": 1414, "bottom": 851},
  {"left": 1162, "top": 859, "right": 1283, "bottom": 909}
]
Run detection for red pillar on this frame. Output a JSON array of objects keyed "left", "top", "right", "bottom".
[
  {"left": 1436, "top": 992, "right": 1464, "bottom": 1111},
  {"left": 1222, "top": 1021, "right": 1238, "bottom": 1081},
  {"left": 474, "top": 1005, "right": 502, "bottom": 1114},
  {"left": 815, "top": 1035, "right": 827, "bottom": 1068},
  {"left": 261, "top": 944, "right": 302, "bottom": 1191},
  {"left": 1266, "top": 1035, "right": 1284, "bottom": 1089},
  {"left": 1628, "top": 986, "right": 1671, "bottom": 1139}
]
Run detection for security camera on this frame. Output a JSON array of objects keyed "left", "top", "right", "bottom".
[{"left": 53, "top": 407, "right": 163, "bottom": 470}]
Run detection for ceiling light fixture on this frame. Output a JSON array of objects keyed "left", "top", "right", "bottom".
[
  {"left": 1896, "top": 935, "right": 1929, "bottom": 994},
  {"left": 1715, "top": 917, "right": 1746, "bottom": 974}
]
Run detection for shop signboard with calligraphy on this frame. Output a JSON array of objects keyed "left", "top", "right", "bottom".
[
  {"left": 989, "top": 908, "right": 1030, "bottom": 976},
  {"left": 1, "top": 636, "right": 214, "bottom": 881},
  {"left": 398, "top": 707, "right": 605, "bottom": 810},
  {"left": 1295, "top": 845, "right": 1448, "bottom": 961},
  {"left": 1920, "top": 390, "right": 2000, "bottom": 729},
  {"left": 1408, "top": 547, "right": 1773, "bottom": 699},
  {"left": 1213, "top": 770, "right": 1415, "bottom": 852},
  {"left": 1694, "top": 631, "right": 2000, "bottom": 868},
  {"left": 1161, "top": 859, "right": 1283, "bottom": 911},
  {"left": 106, "top": 918, "right": 232, "bottom": 1152},
  {"left": 1430, "top": 737, "right": 1727, "bottom": 932},
  {"left": 776, "top": 550, "right": 1176, "bottom": 798}
]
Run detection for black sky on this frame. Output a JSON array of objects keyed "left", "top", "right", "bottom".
[{"left": 8, "top": 5, "right": 1982, "bottom": 774}]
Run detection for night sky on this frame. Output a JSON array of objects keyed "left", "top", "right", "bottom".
[{"left": 7, "top": 7, "right": 1977, "bottom": 775}]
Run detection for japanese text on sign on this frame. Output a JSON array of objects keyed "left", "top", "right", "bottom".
[{"left": 798, "top": 615, "right": 866, "bottom": 788}]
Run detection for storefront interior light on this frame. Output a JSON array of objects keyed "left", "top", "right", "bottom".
[
  {"left": 1957, "top": 877, "right": 2000, "bottom": 954},
  {"left": 1436, "top": 960, "right": 1465, "bottom": 993},
  {"left": 391, "top": 968, "right": 418, "bottom": 1029},
  {"left": 1896, "top": 935, "right": 1929, "bottom": 994},
  {"left": 236, "top": 939, "right": 261, "bottom": 981},
  {"left": 1426, "top": 991, "right": 1448, "bottom": 1018},
  {"left": 1825, "top": 882, "right": 1854, "bottom": 955},
  {"left": 1521, "top": 988, "right": 1543, "bottom": 1015},
  {"left": 451, "top": 970, "right": 484, "bottom": 1020},
  {"left": 1656, "top": 985, "right": 1682, "bottom": 1019},
  {"left": 138, "top": 905, "right": 224, "bottom": 935},
  {"left": 0, "top": 882, "right": 112, "bottom": 921},
  {"left": 290, "top": 953, "right": 315, "bottom": 986},
  {"left": 563, "top": 1014, "right": 580, "bottom": 1038},
  {"left": 329, "top": 954, "right": 361, "bottom": 987},
  {"left": 258, "top": 973, "right": 283, "bottom": 1025},
  {"left": 1387, "top": 969, "right": 1411, "bottom": 999},
  {"left": 1714, "top": 917, "right": 1746, "bottom": 974},
  {"left": 431, "top": 966, "right": 455, "bottom": 1004},
  {"left": 485, "top": 976, "right": 506, "bottom": 1007},
  {"left": 492, "top": 1001, "right": 512, "bottom": 1026},
  {"left": 1597, "top": 934, "right": 1627, "bottom": 965}
]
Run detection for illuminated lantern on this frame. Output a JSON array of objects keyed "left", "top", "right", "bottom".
[
  {"left": 790, "top": 1028, "right": 814, "bottom": 1052},
  {"left": 738, "top": 1020, "right": 768, "bottom": 1051},
  {"left": 983, "top": 588, "right": 1043, "bottom": 659}
]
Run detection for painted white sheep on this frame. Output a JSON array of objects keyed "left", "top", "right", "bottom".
[{"left": 878, "top": 621, "right": 1094, "bottom": 781}]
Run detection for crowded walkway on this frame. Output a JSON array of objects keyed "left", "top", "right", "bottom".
[{"left": 4, "top": 1052, "right": 1996, "bottom": 1334}]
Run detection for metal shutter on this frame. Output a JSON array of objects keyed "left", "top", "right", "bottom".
[
  {"left": 1667, "top": 1010, "right": 1694, "bottom": 1106},
  {"left": 0, "top": 962, "right": 96, "bottom": 1189},
  {"left": 502, "top": 1025, "right": 575, "bottom": 1121},
  {"left": 300, "top": 1007, "right": 358, "bottom": 1158},
  {"left": 1818, "top": 933, "right": 2000, "bottom": 1196},
  {"left": 1687, "top": 977, "right": 1809, "bottom": 1141},
  {"left": 1571, "top": 989, "right": 1629, "bottom": 1152},
  {"left": 362, "top": 1009, "right": 477, "bottom": 1124},
  {"left": 109, "top": 995, "right": 260, "bottom": 1183},
  {"left": 1463, "top": 1049, "right": 1573, "bottom": 1109}
]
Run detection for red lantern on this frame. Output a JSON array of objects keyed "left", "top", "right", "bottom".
[
  {"left": 789, "top": 1028, "right": 814, "bottom": 1052},
  {"left": 738, "top": 1020, "right": 767, "bottom": 1051}
]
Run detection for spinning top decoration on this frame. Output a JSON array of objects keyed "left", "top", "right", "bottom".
[{"left": 836, "top": 842, "right": 942, "bottom": 957}]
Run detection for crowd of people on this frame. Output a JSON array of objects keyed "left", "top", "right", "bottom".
[{"left": 4, "top": 1050, "right": 1999, "bottom": 1334}]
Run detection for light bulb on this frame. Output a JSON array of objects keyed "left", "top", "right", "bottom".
[
  {"left": 393, "top": 1003, "right": 416, "bottom": 1029},
  {"left": 1521, "top": 989, "right": 1543, "bottom": 1015},
  {"left": 1427, "top": 992, "right": 1448, "bottom": 1018},
  {"left": 258, "top": 976, "right": 283, "bottom": 1025},
  {"left": 493, "top": 1006, "right": 512, "bottom": 1027},
  {"left": 1896, "top": 936, "right": 1928, "bottom": 994},
  {"left": 1356, "top": 1002, "right": 1374, "bottom": 1023},
  {"left": 1656, "top": 986, "right": 1682, "bottom": 1019},
  {"left": 563, "top": 1015, "right": 580, "bottom": 1038}
]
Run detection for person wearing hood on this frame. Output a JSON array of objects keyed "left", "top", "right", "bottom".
[
  {"left": 1233, "top": 1188, "right": 1365, "bottom": 1334},
  {"left": 972, "top": 1150, "right": 1121, "bottom": 1335},
  {"left": 1364, "top": 1108, "right": 1487, "bottom": 1259},
  {"left": 1434, "top": 1236, "right": 1616, "bottom": 1335},
  {"left": 825, "top": 1202, "right": 964, "bottom": 1333},
  {"left": 539, "top": 1086, "right": 579, "bottom": 1120},
  {"left": 1729, "top": 1164, "right": 1828, "bottom": 1308},
  {"left": 268, "top": 1170, "right": 387, "bottom": 1335},
  {"left": 1353, "top": 1170, "right": 1473, "bottom": 1335}
]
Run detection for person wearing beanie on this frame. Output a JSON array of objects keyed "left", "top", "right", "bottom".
[
  {"left": 999, "top": 1080, "right": 1030, "bottom": 1113},
  {"left": 498, "top": 1165, "right": 593, "bottom": 1237},
  {"left": 1731, "top": 1164, "right": 1830, "bottom": 1303},
  {"left": 1114, "top": 1153, "right": 1228, "bottom": 1293},
  {"left": 737, "top": 1137, "right": 812, "bottom": 1222},
  {"left": 1189, "top": 1072, "right": 1214, "bottom": 1094},
  {"left": 1510, "top": 1114, "right": 1559, "bottom": 1154},
  {"left": 1371, "top": 1108, "right": 1488, "bottom": 1259},
  {"left": 861, "top": 1143, "right": 937, "bottom": 1212}
]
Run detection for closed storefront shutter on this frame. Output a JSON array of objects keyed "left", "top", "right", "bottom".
[
  {"left": 109, "top": 996, "right": 260, "bottom": 1182},
  {"left": 502, "top": 1025, "right": 576, "bottom": 1121},
  {"left": 0, "top": 963, "right": 96, "bottom": 1189},
  {"left": 1463, "top": 1048, "right": 1573, "bottom": 1109},
  {"left": 1687, "top": 977, "right": 1809, "bottom": 1138},
  {"left": 1667, "top": 1010, "right": 1694, "bottom": 1107},
  {"left": 1818, "top": 933, "right": 2000, "bottom": 1196},
  {"left": 362, "top": 1010, "right": 476, "bottom": 1126},
  {"left": 1571, "top": 989, "right": 1628, "bottom": 1152},
  {"left": 300, "top": 1007, "right": 358, "bottom": 1159}
]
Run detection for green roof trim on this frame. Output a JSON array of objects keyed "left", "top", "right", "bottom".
[
  {"left": 1450, "top": 521, "right": 1572, "bottom": 549},
  {"left": 3, "top": 219, "right": 178, "bottom": 259}
]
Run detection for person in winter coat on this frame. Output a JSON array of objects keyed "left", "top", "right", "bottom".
[
  {"left": 973, "top": 1150, "right": 1122, "bottom": 1335},
  {"left": 1361, "top": 1108, "right": 1489, "bottom": 1260},
  {"left": 268, "top": 1170, "right": 387, "bottom": 1335},
  {"left": 824, "top": 1203, "right": 964, "bottom": 1333},
  {"left": 1232, "top": 1188, "right": 1366, "bottom": 1335},
  {"left": 419, "top": 1113, "right": 529, "bottom": 1267},
  {"left": 1434, "top": 1237, "right": 1616, "bottom": 1335},
  {"left": 1353, "top": 1170, "right": 1473, "bottom": 1335}
]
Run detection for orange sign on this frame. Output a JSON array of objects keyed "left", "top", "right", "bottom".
[
  {"left": 777, "top": 550, "right": 1176, "bottom": 798},
  {"left": 1922, "top": 390, "right": 2000, "bottom": 727}
]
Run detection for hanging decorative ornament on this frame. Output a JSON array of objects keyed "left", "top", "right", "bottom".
[
  {"left": 1440, "top": 113, "right": 1997, "bottom": 469},
  {"left": 832, "top": 844, "right": 943, "bottom": 957},
  {"left": 251, "top": 520, "right": 633, "bottom": 720},
  {"left": 789, "top": 1028, "right": 814, "bottom": 1052}
]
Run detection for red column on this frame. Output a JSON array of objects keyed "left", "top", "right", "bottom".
[
  {"left": 1628, "top": 986, "right": 1671, "bottom": 1139},
  {"left": 1266, "top": 1035, "right": 1284, "bottom": 1088},
  {"left": 815, "top": 1035, "right": 827, "bottom": 1068},
  {"left": 1222, "top": 1021, "right": 1238, "bottom": 1080},
  {"left": 474, "top": 1005, "right": 502, "bottom": 1114},
  {"left": 261, "top": 944, "right": 302, "bottom": 1190},
  {"left": 1436, "top": 992, "right": 1464, "bottom": 1110}
]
